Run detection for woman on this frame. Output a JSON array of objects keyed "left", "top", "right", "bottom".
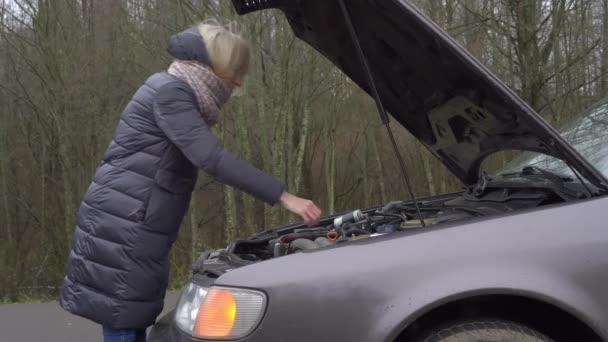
[{"left": 59, "top": 21, "right": 322, "bottom": 342}]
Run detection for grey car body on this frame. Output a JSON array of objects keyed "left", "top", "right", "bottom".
[
  {"left": 149, "top": 0, "right": 608, "bottom": 341},
  {"left": 151, "top": 196, "right": 608, "bottom": 341}
]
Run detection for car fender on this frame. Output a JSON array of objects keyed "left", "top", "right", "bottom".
[{"left": 377, "top": 261, "right": 607, "bottom": 341}]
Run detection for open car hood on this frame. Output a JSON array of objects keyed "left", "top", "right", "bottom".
[{"left": 232, "top": 0, "right": 608, "bottom": 188}]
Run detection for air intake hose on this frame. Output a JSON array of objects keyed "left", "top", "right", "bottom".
[{"left": 289, "top": 238, "right": 319, "bottom": 253}]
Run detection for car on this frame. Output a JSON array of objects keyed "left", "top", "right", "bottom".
[{"left": 148, "top": 0, "right": 608, "bottom": 341}]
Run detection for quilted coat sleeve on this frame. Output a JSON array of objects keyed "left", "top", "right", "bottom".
[{"left": 153, "top": 80, "right": 285, "bottom": 205}]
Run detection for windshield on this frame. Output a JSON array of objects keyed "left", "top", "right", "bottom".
[{"left": 500, "top": 97, "right": 608, "bottom": 178}]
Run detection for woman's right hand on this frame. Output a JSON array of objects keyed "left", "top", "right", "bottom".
[{"left": 279, "top": 192, "right": 322, "bottom": 226}]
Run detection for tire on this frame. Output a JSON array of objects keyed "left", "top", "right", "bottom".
[{"left": 419, "top": 319, "right": 554, "bottom": 342}]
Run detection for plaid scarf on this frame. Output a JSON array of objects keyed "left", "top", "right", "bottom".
[{"left": 167, "top": 60, "right": 231, "bottom": 126}]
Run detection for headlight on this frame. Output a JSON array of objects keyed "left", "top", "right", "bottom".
[
  {"left": 174, "top": 282, "right": 209, "bottom": 334},
  {"left": 193, "top": 286, "right": 267, "bottom": 340}
]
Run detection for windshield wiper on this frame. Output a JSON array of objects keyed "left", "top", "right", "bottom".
[
  {"left": 563, "top": 163, "right": 594, "bottom": 198},
  {"left": 519, "top": 166, "right": 592, "bottom": 199}
]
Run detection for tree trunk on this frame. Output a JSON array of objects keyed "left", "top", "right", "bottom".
[
  {"left": 223, "top": 186, "right": 237, "bottom": 243},
  {"left": 371, "top": 131, "right": 387, "bottom": 204},
  {"left": 218, "top": 122, "right": 237, "bottom": 243},
  {"left": 602, "top": 0, "right": 608, "bottom": 96},
  {"left": 189, "top": 189, "right": 201, "bottom": 261},
  {"left": 40, "top": 140, "right": 46, "bottom": 244},
  {"left": 58, "top": 132, "right": 75, "bottom": 244},
  {"left": 325, "top": 127, "right": 336, "bottom": 214},
  {"left": 361, "top": 133, "right": 370, "bottom": 207},
  {"left": 264, "top": 107, "right": 287, "bottom": 228},
  {"left": 293, "top": 105, "right": 310, "bottom": 195},
  {"left": 551, "top": 0, "right": 563, "bottom": 125},
  {"left": 0, "top": 125, "right": 10, "bottom": 244},
  {"left": 236, "top": 100, "right": 257, "bottom": 235},
  {"left": 420, "top": 146, "right": 436, "bottom": 196},
  {"left": 511, "top": 0, "right": 541, "bottom": 108}
]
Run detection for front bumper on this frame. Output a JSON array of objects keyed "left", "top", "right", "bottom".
[
  {"left": 153, "top": 310, "right": 265, "bottom": 342},
  {"left": 148, "top": 310, "right": 269, "bottom": 342},
  {"left": 148, "top": 310, "right": 191, "bottom": 342}
]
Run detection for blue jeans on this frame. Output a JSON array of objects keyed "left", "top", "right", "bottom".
[{"left": 102, "top": 326, "right": 147, "bottom": 342}]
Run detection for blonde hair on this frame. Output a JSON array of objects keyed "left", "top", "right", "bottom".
[{"left": 198, "top": 20, "right": 250, "bottom": 82}]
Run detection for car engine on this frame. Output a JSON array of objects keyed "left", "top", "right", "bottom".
[{"left": 193, "top": 168, "right": 589, "bottom": 277}]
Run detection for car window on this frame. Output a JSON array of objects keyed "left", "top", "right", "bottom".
[{"left": 498, "top": 97, "right": 608, "bottom": 178}]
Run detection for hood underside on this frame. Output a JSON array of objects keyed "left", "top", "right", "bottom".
[{"left": 232, "top": 0, "right": 608, "bottom": 188}]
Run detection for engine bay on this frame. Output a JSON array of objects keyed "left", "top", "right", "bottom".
[{"left": 193, "top": 168, "right": 590, "bottom": 277}]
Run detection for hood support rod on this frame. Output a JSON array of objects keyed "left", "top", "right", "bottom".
[{"left": 337, "top": 0, "right": 425, "bottom": 227}]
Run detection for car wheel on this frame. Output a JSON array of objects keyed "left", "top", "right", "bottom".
[{"left": 418, "top": 319, "right": 554, "bottom": 342}]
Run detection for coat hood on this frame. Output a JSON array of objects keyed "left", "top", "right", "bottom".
[
  {"left": 231, "top": 0, "right": 608, "bottom": 189},
  {"left": 167, "top": 26, "right": 211, "bottom": 66}
]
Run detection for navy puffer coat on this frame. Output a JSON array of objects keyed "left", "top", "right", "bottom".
[{"left": 59, "top": 27, "right": 285, "bottom": 329}]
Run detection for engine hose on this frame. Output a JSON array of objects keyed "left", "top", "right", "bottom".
[
  {"left": 294, "top": 227, "right": 330, "bottom": 234},
  {"left": 370, "top": 213, "right": 406, "bottom": 220},
  {"left": 289, "top": 238, "right": 320, "bottom": 253},
  {"left": 402, "top": 206, "right": 486, "bottom": 216},
  {"left": 314, "top": 237, "right": 333, "bottom": 247},
  {"left": 275, "top": 232, "right": 328, "bottom": 257},
  {"left": 342, "top": 227, "right": 369, "bottom": 237},
  {"left": 278, "top": 232, "right": 313, "bottom": 244}
]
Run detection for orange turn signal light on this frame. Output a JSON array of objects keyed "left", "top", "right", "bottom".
[{"left": 194, "top": 288, "right": 237, "bottom": 338}]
